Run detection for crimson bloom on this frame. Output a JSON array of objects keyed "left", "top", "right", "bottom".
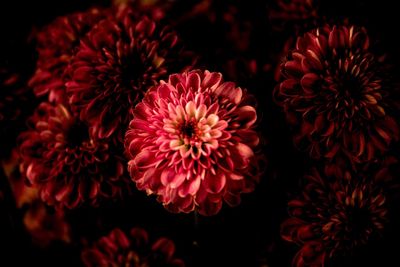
[
  {"left": 18, "top": 102, "right": 127, "bottom": 208},
  {"left": 274, "top": 25, "right": 399, "bottom": 162},
  {"left": 29, "top": 7, "right": 108, "bottom": 103},
  {"left": 82, "top": 227, "right": 184, "bottom": 267},
  {"left": 281, "top": 165, "right": 390, "bottom": 266},
  {"left": 125, "top": 70, "right": 263, "bottom": 216},
  {"left": 66, "top": 5, "right": 194, "bottom": 143}
]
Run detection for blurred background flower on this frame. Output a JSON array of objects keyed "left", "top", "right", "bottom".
[
  {"left": 274, "top": 25, "right": 399, "bottom": 162},
  {"left": 82, "top": 227, "right": 184, "bottom": 267},
  {"left": 18, "top": 103, "right": 128, "bottom": 208}
]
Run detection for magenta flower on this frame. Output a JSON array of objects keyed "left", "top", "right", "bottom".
[{"left": 125, "top": 70, "right": 263, "bottom": 216}]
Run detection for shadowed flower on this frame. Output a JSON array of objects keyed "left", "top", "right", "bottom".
[
  {"left": 18, "top": 102, "right": 127, "bottom": 208},
  {"left": 82, "top": 227, "right": 184, "bottom": 267},
  {"left": 1, "top": 68, "right": 34, "bottom": 160},
  {"left": 281, "top": 165, "right": 389, "bottom": 266},
  {"left": 29, "top": 7, "right": 108, "bottom": 103},
  {"left": 274, "top": 25, "right": 399, "bottom": 162},
  {"left": 66, "top": 5, "right": 194, "bottom": 143},
  {"left": 125, "top": 70, "right": 263, "bottom": 216}
]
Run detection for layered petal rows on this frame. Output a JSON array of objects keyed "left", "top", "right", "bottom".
[
  {"left": 66, "top": 5, "right": 194, "bottom": 143},
  {"left": 125, "top": 70, "right": 263, "bottom": 215},
  {"left": 274, "top": 25, "right": 399, "bottom": 162},
  {"left": 18, "top": 103, "right": 127, "bottom": 208}
]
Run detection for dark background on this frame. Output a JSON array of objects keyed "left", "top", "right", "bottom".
[{"left": 1, "top": 1, "right": 400, "bottom": 266}]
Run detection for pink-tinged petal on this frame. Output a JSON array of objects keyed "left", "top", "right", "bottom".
[
  {"left": 206, "top": 114, "right": 219, "bottom": 127},
  {"left": 185, "top": 101, "right": 196, "bottom": 118},
  {"left": 186, "top": 72, "right": 201, "bottom": 91},
  {"left": 132, "top": 150, "right": 155, "bottom": 169},
  {"left": 55, "top": 181, "right": 74, "bottom": 202},
  {"left": 161, "top": 169, "right": 186, "bottom": 189},
  {"left": 170, "top": 140, "right": 183, "bottom": 150},
  {"left": 195, "top": 104, "right": 207, "bottom": 120},
  {"left": 236, "top": 143, "right": 254, "bottom": 159},
  {"left": 204, "top": 172, "right": 226, "bottom": 194},
  {"left": 178, "top": 176, "right": 201, "bottom": 197},
  {"left": 179, "top": 146, "right": 191, "bottom": 158},
  {"left": 127, "top": 138, "right": 143, "bottom": 157},
  {"left": 201, "top": 71, "right": 222, "bottom": 90},
  {"left": 234, "top": 106, "right": 257, "bottom": 129},
  {"left": 214, "top": 82, "right": 242, "bottom": 104}
]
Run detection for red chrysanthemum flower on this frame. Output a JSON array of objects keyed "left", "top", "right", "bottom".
[
  {"left": 274, "top": 25, "right": 399, "bottom": 162},
  {"left": 82, "top": 227, "right": 184, "bottom": 267},
  {"left": 125, "top": 70, "right": 263, "bottom": 216},
  {"left": 18, "top": 102, "right": 127, "bottom": 208},
  {"left": 281, "top": 166, "right": 390, "bottom": 266},
  {"left": 66, "top": 6, "right": 194, "bottom": 143},
  {"left": 29, "top": 7, "right": 108, "bottom": 103}
]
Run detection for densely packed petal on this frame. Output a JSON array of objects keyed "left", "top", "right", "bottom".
[
  {"left": 125, "top": 69, "right": 263, "bottom": 216},
  {"left": 66, "top": 5, "right": 194, "bottom": 143},
  {"left": 29, "top": 7, "right": 108, "bottom": 103},
  {"left": 274, "top": 25, "right": 399, "bottom": 162},
  {"left": 18, "top": 102, "right": 127, "bottom": 208}
]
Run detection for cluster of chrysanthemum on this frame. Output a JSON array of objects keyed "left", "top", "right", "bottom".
[
  {"left": 16, "top": 0, "right": 264, "bottom": 220},
  {"left": 273, "top": 3, "right": 400, "bottom": 265},
  {"left": 17, "top": 3, "right": 185, "bottom": 210}
]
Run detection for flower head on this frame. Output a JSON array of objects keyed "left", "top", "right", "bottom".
[
  {"left": 274, "top": 25, "right": 399, "bottom": 162},
  {"left": 281, "top": 166, "right": 389, "bottom": 266},
  {"left": 125, "top": 70, "right": 263, "bottom": 216},
  {"left": 66, "top": 6, "right": 194, "bottom": 143},
  {"left": 82, "top": 227, "right": 184, "bottom": 267},
  {"left": 29, "top": 7, "right": 108, "bottom": 103},
  {"left": 18, "top": 102, "right": 127, "bottom": 208}
]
